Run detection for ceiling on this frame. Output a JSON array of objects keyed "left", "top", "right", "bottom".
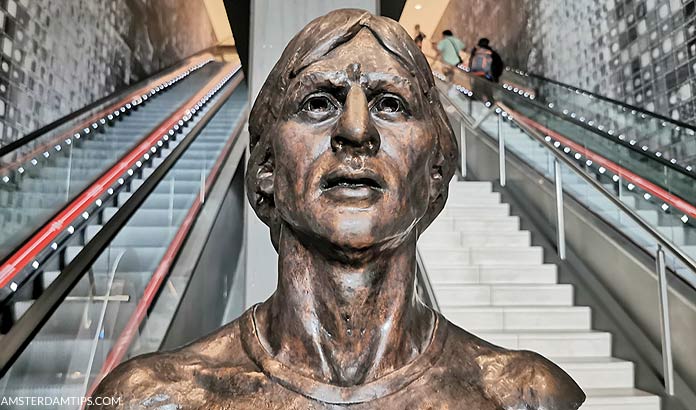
[
  {"left": 398, "top": 0, "right": 451, "bottom": 56},
  {"left": 204, "top": 0, "right": 235, "bottom": 46}
]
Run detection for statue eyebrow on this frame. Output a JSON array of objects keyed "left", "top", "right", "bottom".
[
  {"left": 360, "top": 73, "right": 413, "bottom": 92},
  {"left": 297, "top": 71, "right": 350, "bottom": 89},
  {"left": 293, "top": 71, "right": 414, "bottom": 97}
]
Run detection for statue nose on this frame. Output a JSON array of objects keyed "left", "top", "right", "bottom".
[{"left": 332, "top": 85, "right": 380, "bottom": 155}]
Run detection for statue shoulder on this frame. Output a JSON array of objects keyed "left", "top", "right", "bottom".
[
  {"left": 87, "top": 349, "right": 201, "bottom": 409},
  {"left": 476, "top": 348, "right": 585, "bottom": 410},
  {"left": 88, "top": 318, "right": 256, "bottom": 409}
]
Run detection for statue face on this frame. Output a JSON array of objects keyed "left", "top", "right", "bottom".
[{"left": 272, "top": 29, "right": 437, "bottom": 251}]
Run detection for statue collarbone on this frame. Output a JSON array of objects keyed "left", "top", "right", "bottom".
[{"left": 90, "top": 9, "right": 584, "bottom": 410}]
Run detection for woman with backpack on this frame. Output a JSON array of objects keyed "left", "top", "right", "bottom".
[{"left": 469, "top": 38, "right": 504, "bottom": 83}]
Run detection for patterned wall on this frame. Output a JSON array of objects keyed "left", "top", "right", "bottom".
[
  {"left": 435, "top": 0, "right": 696, "bottom": 124},
  {"left": 0, "top": 0, "right": 216, "bottom": 146},
  {"left": 434, "top": 0, "right": 532, "bottom": 69}
]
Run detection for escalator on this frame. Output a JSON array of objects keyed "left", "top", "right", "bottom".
[
  {"left": 425, "top": 60, "right": 696, "bottom": 409},
  {"left": 0, "top": 48, "right": 249, "bottom": 408},
  {"left": 0, "top": 58, "right": 215, "bottom": 264},
  {"left": 501, "top": 67, "right": 696, "bottom": 167}
]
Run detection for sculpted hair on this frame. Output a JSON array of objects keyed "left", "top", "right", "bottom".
[{"left": 247, "top": 8, "right": 457, "bottom": 246}]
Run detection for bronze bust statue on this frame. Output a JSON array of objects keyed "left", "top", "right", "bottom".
[{"left": 90, "top": 9, "right": 585, "bottom": 409}]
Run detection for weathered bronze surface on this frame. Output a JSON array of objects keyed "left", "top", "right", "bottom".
[{"left": 90, "top": 9, "right": 585, "bottom": 409}]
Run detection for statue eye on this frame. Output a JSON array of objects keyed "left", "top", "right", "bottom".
[
  {"left": 302, "top": 94, "right": 336, "bottom": 114},
  {"left": 373, "top": 95, "right": 405, "bottom": 114}
]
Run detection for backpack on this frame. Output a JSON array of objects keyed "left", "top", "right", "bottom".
[{"left": 470, "top": 48, "right": 493, "bottom": 76}]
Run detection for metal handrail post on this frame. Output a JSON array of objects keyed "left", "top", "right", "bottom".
[
  {"left": 656, "top": 246, "right": 675, "bottom": 395},
  {"left": 554, "top": 159, "right": 566, "bottom": 260},
  {"left": 460, "top": 120, "right": 467, "bottom": 178},
  {"left": 498, "top": 115, "right": 506, "bottom": 186}
]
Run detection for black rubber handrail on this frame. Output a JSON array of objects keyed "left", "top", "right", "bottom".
[
  {"left": 507, "top": 68, "right": 696, "bottom": 132},
  {"left": 0, "top": 68, "right": 244, "bottom": 378}
]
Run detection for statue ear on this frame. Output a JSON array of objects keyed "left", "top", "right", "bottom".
[
  {"left": 429, "top": 149, "right": 445, "bottom": 203},
  {"left": 255, "top": 148, "right": 275, "bottom": 208},
  {"left": 246, "top": 143, "right": 281, "bottom": 250}
]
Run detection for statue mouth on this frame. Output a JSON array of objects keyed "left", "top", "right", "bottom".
[{"left": 320, "top": 169, "right": 385, "bottom": 202}]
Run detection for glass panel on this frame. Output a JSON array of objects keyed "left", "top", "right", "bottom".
[
  {"left": 0, "top": 62, "right": 221, "bottom": 263},
  {"left": 0, "top": 81, "right": 248, "bottom": 408},
  {"left": 500, "top": 69, "right": 696, "bottom": 170},
  {"left": 495, "top": 92, "right": 696, "bottom": 206}
]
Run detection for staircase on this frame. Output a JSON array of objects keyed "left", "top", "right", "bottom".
[{"left": 418, "top": 180, "right": 661, "bottom": 410}]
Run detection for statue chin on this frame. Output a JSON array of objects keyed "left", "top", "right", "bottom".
[{"left": 88, "top": 9, "right": 585, "bottom": 410}]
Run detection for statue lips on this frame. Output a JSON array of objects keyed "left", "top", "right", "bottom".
[{"left": 320, "top": 167, "right": 386, "bottom": 205}]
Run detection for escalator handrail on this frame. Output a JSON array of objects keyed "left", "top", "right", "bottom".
[
  {"left": 0, "top": 43, "right": 232, "bottom": 160},
  {"left": 497, "top": 79, "right": 696, "bottom": 178},
  {"left": 0, "top": 56, "right": 214, "bottom": 177},
  {"left": 437, "top": 87, "right": 696, "bottom": 288},
  {"left": 506, "top": 67, "right": 696, "bottom": 134},
  {"left": 0, "top": 63, "right": 243, "bottom": 379},
  {"left": 0, "top": 63, "right": 239, "bottom": 294},
  {"left": 428, "top": 54, "right": 695, "bottom": 177},
  {"left": 456, "top": 66, "right": 696, "bottom": 179},
  {"left": 504, "top": 102, "right": 696, "bottom": 220}
]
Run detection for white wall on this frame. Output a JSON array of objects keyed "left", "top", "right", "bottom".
[
  {"left": 245, "top": 0, "right": 377, "bottom": 308},
  {"left": 398, "top": 0, "right": 451, "bottom": 58}
]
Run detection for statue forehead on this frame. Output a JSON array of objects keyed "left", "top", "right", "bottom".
[{"left": 297, "top": 29, "right": 412, "bottom": 80}]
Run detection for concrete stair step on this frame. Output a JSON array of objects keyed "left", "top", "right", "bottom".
[
  {"left": 447, "top": 181, "right": 493, "bottom": 193},
  {"left": 581, "top": 388, "right": 660, "bottom": 409},
  {"left": 445, "top": 191, "right": 502, "bottom": 205},
  {"left": 441, "top": 203, "right": 510, "bottom": 217},
  {"left": 435, "top": 284, "right": 574, "bottom": 307},
  {"left": 552, "top": 357, "right": 635, "bottom": 390},
  {"left": 443, "top": 306, "right": 591, "bottom": 331},
  {"left": 473, "top": 330, "right": 612, "bottom": 357},
  {"left": 419, "top": 231, "right": 531, "bottom": 247},
  {"left": 429, "top": 217, "right": 520, "bottom": 232},
  {"left": 426, "top": 264, "right": 558, "bottom": 284},
  {"left": 422, "top": 246, "right": 543, "bottom": 265}
]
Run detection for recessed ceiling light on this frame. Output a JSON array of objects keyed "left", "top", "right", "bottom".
[{"left": 415, "top": 4, "right": 423, "bottom": 10}]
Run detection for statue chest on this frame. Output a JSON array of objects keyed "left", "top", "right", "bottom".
[{"left": 189, "top": 368, "right": 503, "bottom": 410}]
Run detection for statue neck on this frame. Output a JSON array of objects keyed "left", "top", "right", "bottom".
[{"left": 254, "top": 224, "right": 434, "bottom": 386}]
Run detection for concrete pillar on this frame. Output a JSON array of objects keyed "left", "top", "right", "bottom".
[{"left": 245, "top": 0, "right": 377, "bottom": 308}]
